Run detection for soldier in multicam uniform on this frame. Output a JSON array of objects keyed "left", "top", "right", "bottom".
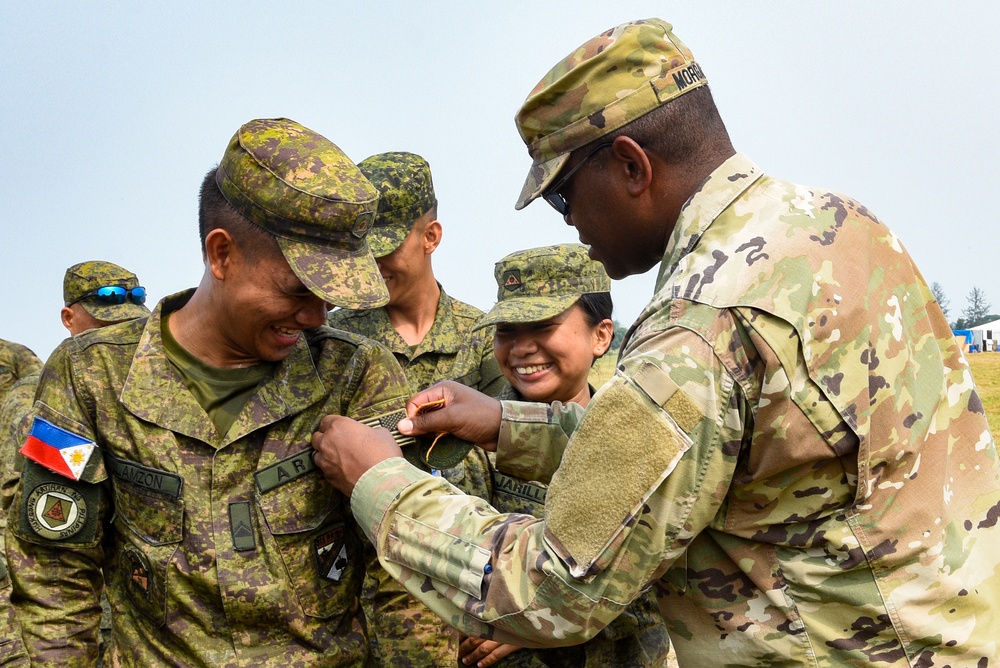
[
  {"left": 0, "top": 260, "right": 149, "bottom": 667},
  {"left": 458, "top": 243, "right": 671, "bottom": 668},
  {"left": 0, "top": 339, "right": 40, "bottom": 666},
  {"left": 6, "top": 117, "right": 414, "bottom": 667},
  {"left": 312, "top": 18, "right": 1000, "bottom": 666},
  {"left": 328, "top": 152, "right": 504, "bottom": 667}
]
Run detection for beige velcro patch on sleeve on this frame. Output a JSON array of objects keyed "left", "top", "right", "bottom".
[
  {"left": 632, "top": 362, "right": 703, "bottom": 434},
  {"left": 545, "top": 374, "right": 691, "bottom": 578}
]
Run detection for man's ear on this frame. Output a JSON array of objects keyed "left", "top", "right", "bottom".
[
  {"left": 60, "top": 306, "right": 74, "bottom": 333},
  {"left": 205, "top": 228, "right": 236, "bottom": 280},
  {"left": 609, "top": 136, "right": 653, "bottom": 197},
  {"left": 423, "top": 220, "right": 442, "bottom": 254}
]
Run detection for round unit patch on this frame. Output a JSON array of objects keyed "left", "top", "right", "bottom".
[{"left": 27, "top": 482, "right": 87, "bottom": 540}]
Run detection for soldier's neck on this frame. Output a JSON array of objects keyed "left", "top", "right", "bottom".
[{"left": 386, "top": 278, "right": 440, "bottom": 347}]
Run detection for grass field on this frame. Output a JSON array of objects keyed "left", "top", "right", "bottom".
[{"left": 591, "top": 352, "right": 1000, "bottom": 426}]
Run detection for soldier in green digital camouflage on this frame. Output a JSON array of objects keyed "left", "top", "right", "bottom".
[
  {"left": 458, "top": 243, "right": 671, "bottom": 668},
  {"left": 0, "top": 260, "right": 149, "bottom": 667},
  {"left": 6, "top": 117, "right": 414, "bottom": 667},
  {"left": 328, "top": 151, "right": 503, "bottom": 667},
  {"left": 311, "top": 18, "right": 1000, "bottom": 666},
  {"left": 0, "top": 338, "right": 40, "bottom": 666}
]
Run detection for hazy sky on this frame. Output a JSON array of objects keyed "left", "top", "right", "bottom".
[{"left": 3, "top": 2, "right": 998, "bottom": 360}]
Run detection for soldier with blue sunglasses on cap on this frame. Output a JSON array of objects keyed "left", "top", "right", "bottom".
[{"left": 60, "top": 260, "right": 150, "bottom": 335}]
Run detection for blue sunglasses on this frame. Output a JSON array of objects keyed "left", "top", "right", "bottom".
[{"left": 69, "top": 285, "right": 147, "bottom": 307}]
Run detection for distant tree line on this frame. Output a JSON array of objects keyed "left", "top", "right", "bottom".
[{"left": 931, "top": 282, "right": 997, "bottom": 329}]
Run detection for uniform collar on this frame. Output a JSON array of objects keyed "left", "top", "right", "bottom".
[{"left": 121, "top": 289, "right": 327, "bottom": 447}]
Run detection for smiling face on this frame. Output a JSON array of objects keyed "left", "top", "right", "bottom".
[
  {"left": 494, "top": 302, "right": 612, "bottom": 406},
  {"left": 373, "top": 213, "right": 439, "bottom": 308},
  {"left": 215, "top": 240, "right": 331, "bottom": 366}
]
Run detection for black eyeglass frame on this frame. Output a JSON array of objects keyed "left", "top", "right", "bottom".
[
  {"left": 541, "top": 142, "right": 614, "bottom": 217},
  {"left": 67, "top": 285, "right": 147, "bottom": 307}
]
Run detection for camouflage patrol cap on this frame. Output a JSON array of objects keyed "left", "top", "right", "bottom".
[
  {"left": 216, "top": 118, "right": 388, "bottom": 309},
  {"left": 358, "top": 152, "right": 437, "bottom": 258},
  {"left": 475, "top": 243, "right": 611, "bottom": 330},
  {"left": 514, "top": 18, "right": 707, "bottom": 209},
  {"left": 63, "top": 261, "right": 150, "bottom": 322}
]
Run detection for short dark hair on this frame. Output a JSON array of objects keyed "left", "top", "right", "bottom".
[
  {"left": 576, "top": 292, "right": 614, "bottom": 361},
  {"left": 576, "top": 292, "right": 613, "bottom": 326},
  {"left": 198, "top": 167, "right": 280, "bottom": 262},
  {"left": 585, "top": 85, "right": 731, "bottom": 167}
]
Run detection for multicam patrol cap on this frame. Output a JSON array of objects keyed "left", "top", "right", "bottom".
[
  {"left": 358, "top": 152, "right": 437, "bottom": 258},
  {"left": 514, "top": 18, "right": 707, "bottom": 209},
  {"left": 215, "top": 118, "right": 388, "bottom": 309},
  {"left": 475, "top": 243, "right": 611, "bottom": 330},
  {"left": 63, "top": 261, "right": 150, "bottom": 322}
]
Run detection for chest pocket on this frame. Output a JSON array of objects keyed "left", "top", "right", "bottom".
[
  {"left": 108, "top": 455, "right": 185, "bottom": 628},
  {"left": 255, "top": 449, "right": 361, "bottom": 619}
]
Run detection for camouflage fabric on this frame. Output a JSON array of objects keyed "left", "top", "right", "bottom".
[
  {"left": 0, "top": 374, "right": 33, "bottom": 665},
  {"left": 351, "top": 153, "right": 1000, "bottom": 665},
  {"left": 0, "top": 340, "right": 41, "bottom": 400},
  {"left": 485, "top": 385, "right": 670, "bottom": 668},
  {"left": 329, "top": 288, "right": 503, "bottom": 667},
  {"left": 475, "top": 243, "right": 611, "bottom": 330},
  {"left": 62, "top": 260, "right": 149, "bottom": 322},
  {"left": 358, "top": 152, "right": 437, "bottom": 258},
  {"left": 216, "top": 118, "right": 387, "bottom": 310},
  {"left": 7, "top": 290, "right": 413, "bottom": 666},
  {"left": 514, "top": 19, "right": 705, "bottom": 209}
]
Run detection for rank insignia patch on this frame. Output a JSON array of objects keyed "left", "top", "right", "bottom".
[
  {"left": 315, "top": 524, "right": 349, "bottom": 582},
  {"left": 502, "top": 269, "right": 522, "bottom": 291},
  {"left": 26, "top": 482, "right": 87, "bottom": 540},
  {"left": 123, "top": 547, "right": 151, "bottom": 599}
]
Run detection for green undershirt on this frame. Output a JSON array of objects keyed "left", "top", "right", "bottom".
[{"left": 161, "top": 313, "right": 275, "bottom": 438}]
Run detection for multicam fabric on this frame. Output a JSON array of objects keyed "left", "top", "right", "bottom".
[
  {"left": 357, "top": 152, "right": 437, "bottom": 258},
  {"left": 353, "top": 153, "right": 1000, "bottom": 665},
  {"left": 62, "top": 260, "right": 149, "bottom": 322},
  {"left": 216, "top": 117, "right": 387, "bottom": 310},
  {"left": 515, "top": 18, "right": 705, "bottom": 209},
  {"left": 484, "top": 385, "right": 671, "bottom": 668},
  {"left": 476, "top": 243, "right": 611, "bottom": 330},
  {"left": 7, "top": 290, "right": 413, "bottom": 667},
  {"left": 328, "top": 288, "right": 504, "bottom": 667}
]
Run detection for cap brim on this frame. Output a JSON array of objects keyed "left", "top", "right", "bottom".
[
  {"left": 81, "top": 301, "right": 150, "bottom": 323},
  {"left": 514, "top": 153, "right": 570, "bottom": 210},
  {"left": 474, "top": 294, "right": 579, "bottom": 331},
  {"left": 278, "top": 237, "right": 389, "bottom": 309},
  {"left": 367, "top": 226, "right": 408, "bottom": 259}
]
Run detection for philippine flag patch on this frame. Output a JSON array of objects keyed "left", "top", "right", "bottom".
[{"left": 20, "top": 417, "right": 96, "bottom": 481}]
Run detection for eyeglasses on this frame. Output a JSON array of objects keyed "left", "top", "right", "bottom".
[
  {"left": 542, "top": 143, "right": 613, "bottom": 217},
  {"left": 68, "top": 286, "right": 147, "bottom": 307}
]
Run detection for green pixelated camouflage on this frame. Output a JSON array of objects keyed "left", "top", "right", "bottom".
[
  {"left": 329, "top": 289, "right": 503, "bottom": 667},
  {"left": 514, "top": 18, "right": 705, "bottom": 209},
  {"left": 0, "top": 340, "right": 41, "bottom": 400},
  {"left": 476, "top": 243, "right": 611, "bottom": 330},
  {"left": 6, "top": 290, "right": 413, "bottom": 666},
  {"left": 217, "top": 117, "right": 387, "bottom": 310},
  {"left": 357, "top": 152, "right": 437, "bottom": 258},
  {"left": 354, "top": 153, "right": 1000, "bottom": 665},
  {"left": 62, "top": 260, "right": 149, "bottom": 322}
]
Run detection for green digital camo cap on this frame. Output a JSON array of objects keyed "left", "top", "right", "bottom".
[
  {"left": 63, "top": 261, "right": 150, "bottom": 322},
  {"left": 514, "top": 18, "right": 707, "bottom": 209},
  {"left": 475, "top": 243, "right": 611, "bottom": 330},
  {"left": 358, "top": 152, "right": 437, "bottom": 258},
  {"left": 215, "top": 118, "right": 388, "bottom": 309}
]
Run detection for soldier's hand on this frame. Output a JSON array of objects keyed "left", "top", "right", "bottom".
[
  {"left": 399, "top": 380, "right": 502, "bottom": 452},
  {"left": 311, "top": 415, "right": 402, "bottom": 497},
  {"left": 458, "top": 636, "right": 523, "bottom": 667}
]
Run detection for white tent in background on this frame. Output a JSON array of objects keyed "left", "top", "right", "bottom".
[{"left": 970, "top": 318, "right": 1000, "bottom": 352}]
